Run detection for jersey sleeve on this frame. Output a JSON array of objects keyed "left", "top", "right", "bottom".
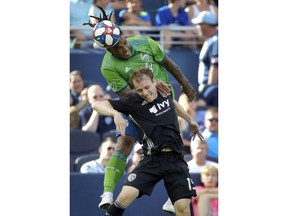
[
  {"left": 101, "top": 67, "right": 129, "bottom": 94},
  {"left": 108, "top": 97, "right": 131, "bottom": 115}
]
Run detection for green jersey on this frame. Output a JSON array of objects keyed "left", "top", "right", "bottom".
[{"left": 101, "top": 36, "right": 174, "bottom": 96}]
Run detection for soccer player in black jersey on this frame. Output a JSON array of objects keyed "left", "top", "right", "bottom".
[{"left": 93, "top": 67, "right": 203, "bottom": 216}]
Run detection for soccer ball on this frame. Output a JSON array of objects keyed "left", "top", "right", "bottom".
[{"left": 92, "top": 20, "right": 121, "bottom": 48}]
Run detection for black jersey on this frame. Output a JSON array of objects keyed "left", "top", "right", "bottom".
[{"left": 109, "top": 92, "right": 186, "bottom": 155}]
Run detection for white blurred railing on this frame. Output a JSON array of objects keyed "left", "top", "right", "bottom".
[{"left": 70, "top": 25, "right": 203, "bottom": 49}]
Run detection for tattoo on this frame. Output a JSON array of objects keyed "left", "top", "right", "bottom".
[
  {"left": 162, "top": 56, "right": 189, "bottom": 85},
  {"left": 162, "top": 56, "right": 196, "bottom": 101}
]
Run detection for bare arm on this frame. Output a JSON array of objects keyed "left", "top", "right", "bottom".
[
  {"left": 173, "top": 99, "right": 203, "bottom": 140},
  {"left": 196, "top": 188, "right": 218, "bottom": 197},
  {"left": 173, "top": 99, "right": 193, "bottom": 122},
  {"left": 73, "top": 100, "right": 88, "bottom": 112},
  {"left": 81, "top": 109, "right": 99, "bottom": 132},
  {"left": 161, "top": 56, "right": 196, "bottom": 101},
  {"left": 174, "top": 98, "right": 193, "bottom": 133},
  {"left": 93, "top": 100, "right": 127, "bottom": 136},
  {"left": 93, "top": 100, "right": 118, "bottom": 116},
  {"left": 72, "top": 87, "right": 88, "bottom": 112},
  {"left": 208, "top": 66, "right": 218, "bottom": 84},
  {"left": 196, "top": 190, "right": 218, "bottom": 216},
  {"left": 123, "top": 13, "right": 152, "bottom": 26},
  {"left": 195, "top": 187, "right": 218, "bottom": 216}
]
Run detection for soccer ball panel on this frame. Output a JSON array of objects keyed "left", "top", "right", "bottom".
[
  {"left": 113, "top": 28, "right": 120, "bottom": 35},
  {"left": 94, "top": 27, "right": 105, "bottom": 36},
  {"left": 105, "top": 35, "right": 113, "bottom": 46},
  {"left": 92, "top": 21, "right": 121, "bottom": 47}
]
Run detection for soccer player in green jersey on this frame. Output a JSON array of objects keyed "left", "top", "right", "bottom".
[{"left": 85, "top": 6, "right": 197, "bottom": 214}]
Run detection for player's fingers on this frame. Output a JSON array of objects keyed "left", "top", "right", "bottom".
[
  {"left": 191, "top": 134, "right": 196, "bottom": 140},
  {"left": 116, "top": 122, "right": 126, "bottom": 136},
  {"left": 157, "top": 86, "right": 170, "bottom": 96},
  {"left": 119, "top": 125, "right": 126, "bottom": 136},
  {"left": 188, "top": 94, "right": 195, "bottom": 102},
  {"left": 197, "top": 133, "right": 204, "bottom": 140}
]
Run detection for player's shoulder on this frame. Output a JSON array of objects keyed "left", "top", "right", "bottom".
[
  {"left": 101, "top": 51, "right": 115, "bottom": 69},
  {"left": 102, "top": 50, "right": 112, "bottom": 59},
  {"left": 126, "top": 89, "right": 138, "bottom": 98},
  {"left": 123, "top": 90, "right": 142, "bottom": 103}
]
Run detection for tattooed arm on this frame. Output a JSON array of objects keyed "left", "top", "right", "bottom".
[{"left": 161, "top": 56, "right": 196, "bottom": 101}]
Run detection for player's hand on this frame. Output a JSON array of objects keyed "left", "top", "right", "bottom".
[
  {"left": 182, "top": 83, "right": 196, "bottom": 102},
  {"left": 156, "top": 81, "right": 171, "bottom": 97},
  {"left": 189, "top": 121, "right": 204, "bottom": 141},
  {"left": 113, "top": 112, "right": 128, "bottom": 136}
]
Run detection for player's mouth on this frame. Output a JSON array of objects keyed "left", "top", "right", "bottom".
[{"left": 122, "top": 50, "right": 131, "bottom": 59}]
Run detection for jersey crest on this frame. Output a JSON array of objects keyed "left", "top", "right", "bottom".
[
  {"left": 140, "top": 53, "right": 149, "bottom": 61},
  {"left": 109, "top": 82, "right": 117, "bottom": 92},
  {"left": 127, "top": 173, "right": 136, "bottom": 182},
  {"left": 149, "top": 105, "right": 158, "bottom": 114}
]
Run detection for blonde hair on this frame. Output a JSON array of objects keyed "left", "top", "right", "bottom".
[{"left": 201, "top": 164, "right": 218, "bottom": 176}]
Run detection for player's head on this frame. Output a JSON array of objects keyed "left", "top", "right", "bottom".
[
  {"left": 106, "top": 34, "right": 131, "bottom": 60},
  {"left": 83, "top": 5, "right": 131, "bottom": 59},
  {"left": 94, "top": 22, "right": 131, "bottom": 60},
  {"left": 130, "top": 68, "right": 158, "bottom": 102}
]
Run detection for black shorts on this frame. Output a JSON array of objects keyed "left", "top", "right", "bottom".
[{"left": 124, "top": 152, "right": 197, "bottom": 204}]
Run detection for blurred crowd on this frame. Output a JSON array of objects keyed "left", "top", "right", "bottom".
[{"left": 70, "top": 0, "right": 218, "bottom": 49}]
